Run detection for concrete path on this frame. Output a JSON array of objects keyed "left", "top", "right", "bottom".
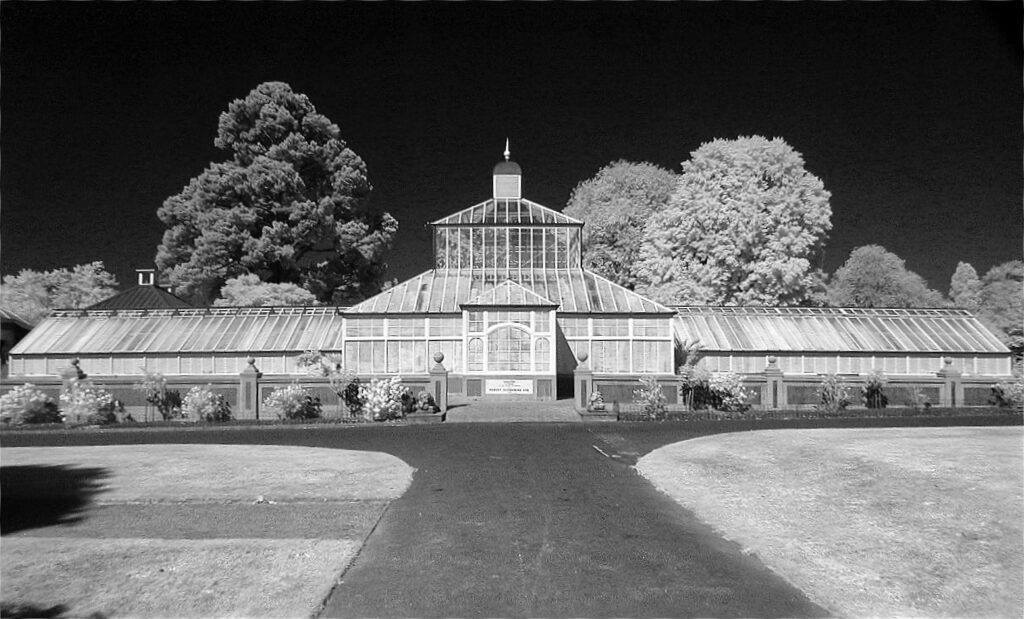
[{"left": 445, "top": 398, "right": 581, "bottom": 423}]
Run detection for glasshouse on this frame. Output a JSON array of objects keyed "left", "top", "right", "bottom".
[{"left": 5, "top": 149, "right": 1014, "bottom": 411}]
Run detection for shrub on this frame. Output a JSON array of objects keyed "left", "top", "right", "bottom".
[
  {"left": 263, "top": 383, "right": 322, "bottom": 420},
  {"left": 342, "top": 378, "right": 365, "bottom": 416},
  {"left": 708, "top": 371, "right": 752, "bottom": 413},
  {"left": 134, "top": 369, "right": 183, "bottom": 420},
  {"left": 414, "top": 390, "right": 440, "bottom": 413},
  {"left": 679, "top": 364, "right": 714, "bottom": 410},
  {"left": 588, "top": 390, "right": 606, "bottom": 411},
  {"left": 358, "top": 377, "right": 406, "bottom": 421},
  {"left": 0, "top": 384, "right": 62, "bottom": 425},
  {"left": 183, "top": 385, "right": 232, "bottom": 422},
  {"left": 60, "top": 379, "right": 121, "bottom": 425},
  {"left": 861, "top": 369, "right": 888, "bottom": 409},
  {"left": 990, "top": 377, "right": 1024, "bottom": 410},
  {"left": 815, "top": 373, "right": 850, "bottom": 416},
  {"left": 634, "top": 376, "right": 667, "bottom": 420}
]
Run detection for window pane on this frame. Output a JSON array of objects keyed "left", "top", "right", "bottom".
[
  {"left": 487, "top": 326, "right": 531, "bottom": 371},
  {"left": 535, "top": 337, "right": 550, "bottom": 372},
  {"left": 468, "top": 338, "right": 484, "bottom": 371},
  {"left": 534, "top": 311, "right": 550, "bottom": 333},
  {"left": 468, "top": 312, "right": 484, "bottom": 333},
  {"left": 593, "top": 318, "right": 628, "bottom": 336}
]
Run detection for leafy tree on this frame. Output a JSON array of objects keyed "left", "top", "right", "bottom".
[
  {"left": 0, "top": 262, "right": 119, "bottom": 324},
  {"left": 213, "top": 274, "right": 319, "bottom": 307},
  {"left": 948, "top": 261, "right": 982, "bottom": 312},
  {"left": 977, "top": 260, "right": 1023, "bottom": 358},
  {"left": 637, "top": 136, "right": 832, "bottom": 305},
  {"left": 564, "top": 160, "right": 677, "bottom": 290},
  {"left": 156, "top": 81, "right": 397, "bottom": 305},
  {"left": 827, "top": 245, "right": 944, "bottom": 308}
]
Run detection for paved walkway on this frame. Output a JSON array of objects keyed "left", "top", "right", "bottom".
[{"left": 445, "top": 398, "right": 582, "bottom": 423}]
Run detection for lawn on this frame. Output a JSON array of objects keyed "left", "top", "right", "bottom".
[
  {"left": 1, "top": 444, "right": 414, "bottom": 618},
  {"left": 636, "top": 427, "right": 1023, "bottom": 618}
]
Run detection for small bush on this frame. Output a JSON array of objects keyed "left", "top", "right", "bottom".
[
  {"left": 990, "top": 377, "right": 1024, "bottom": 410},
  {"left": 414, "top": 390, "right": 440, "bottom": 413},
  {"left": 588, "top": 390, "right": 606, "bottom": 412},
  {"left": 183, "top": 385, "right": 232, "bottom": 422},
  {"left": 134, "top": 369, "right": 183, "bottom": 420},
  {"left": 679, "top": 364, "right": 714, "bottom": 410},
  {"left": 815, "top": 373, "right": 851, "bottom": 416},
  {"left": 359, "top": 377, "right": 406, "bottom": 421},
  {"left": 263, "top": 384, "right": 322, "bottom": 420},
  {"left": 342, "top": 378, "right": 365, "bottom": 416},
  {"left": 60, "top": 379, "right": 121, "bottom": 425},
  {"left": 0, "top": 384, "right": 62, "bottom": 425},
  {"left": 634, "top": 376, "right": 667, "bottom": 420},
  {"left": 708, "top": 371, "right": 752, "bottom": 413},
  {"left": 861, "top": 369, "right": 889, "bottom": 409}
]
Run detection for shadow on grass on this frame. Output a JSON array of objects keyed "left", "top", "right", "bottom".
[{"left": 0, "top": 465, "right": 110, "bottom": 534}]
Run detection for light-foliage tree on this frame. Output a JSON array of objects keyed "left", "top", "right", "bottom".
[
  {"left": 977, "top": 260, "right": 1023, "bottom": 358},
  {"left": 637, "top": 136, "right": 832, "bottom": 305},
  {"left": 214, "top": 274, "right": 318, "bottom": 307},
  {"left": 827, "top": 245, "right": 944, "bottom": 308},
  {"left": 564, "top": 160, "right": 677, "bottom": 290},
  {"left": 156, "top": 81, "right": 397, "bottom": 305},
  {"left": 0, "top": 262, "right": 119, "bottom": 324},
  {"left": 948, "top": 261, "right": 982, "bottom": 312}
]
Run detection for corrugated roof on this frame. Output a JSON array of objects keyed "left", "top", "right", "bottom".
[
  {"left": 345, "top": 270, "right": 672, "bottom": 314},
  {"left": 671, "top": 306, "right": 1009, "bottom": 354},
  {"left": 86, "top": 285, "right": 192, "bottom": 310},
  {"left": 430, "top": 199, "right": 583, "bottom": 226},
  {"left": 10, "top": 306, "right": 347, "bottom": 356},
  {"left": 462, "top": 280, "right": 558, "bottom": 307}
]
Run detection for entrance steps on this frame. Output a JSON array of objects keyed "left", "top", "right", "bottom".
[{"left": 444, "top": 398, "right": 582, "bottom": 423}]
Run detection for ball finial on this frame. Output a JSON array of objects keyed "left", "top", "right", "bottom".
[
  {"left": 433, "top": 352, "right": 445, "bottom": 363},
  {"left": 247, "top": 357, "right": 256, "bottom": 366},
  {"left": 578, "top": 352, "right": 588, "bottom": 363}
]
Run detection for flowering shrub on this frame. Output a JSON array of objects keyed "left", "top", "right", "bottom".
[
  {"left": 990, "top": 377, "right": 1024, "bottom": 410},
  {"left": 60, "top": 379, "right": 121, "bottom": 425},
  {"left": 263, "top": 384, "right": 322, "bottom": 420},
  {"left": 588, "top": 390, "right": 606, "bottom": 411},
  {"left": 634, "top": 376, "right": 667, "bottom": 420},
  {"left": 183, "top": 385, "right": 232, "bottom": 422},
  {"left": 358, "top": 377, "right": 405, "bottom": 421},
  {"left": 861, "top": 369, "right": 888, "bottom": 409},
  {"left": 708, "top": 371, "right": 752, "bottom": 413},
  {"left": 342, "top": 378, "right": 365, "bottom": 416},
  {"left": 134, "top": 369, "right": 183, "bottom": 420},
  {"left": 815, "top": 373, "right": 851, "bottom": 416},
  {"left": 0, "top": 384, "right": 62, "bottom": 425}
]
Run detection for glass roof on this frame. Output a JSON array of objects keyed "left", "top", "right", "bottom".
[
  {"left": 430, "top": 199, "right": 583, "bottom": 226},
  {"left": 671, "top": 306, "right": 1009, "bottom": 354},
  {"left": 345, "top": 270, "right": 672, "bottom": 314}
]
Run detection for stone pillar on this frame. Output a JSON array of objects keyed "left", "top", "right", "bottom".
[
  {"left": 238, "top": 357, "right": 262, "bottom": 420},
  {"left": 574, "top": 352, "right": 594, "bottom": 411},
  {"left": 429, "top": 352, "right": 448, "bottom": 413},
  {"left": 937, "top": 357, "right": 962, "bottom": 408},
  {"left": 763, "top": 355, "right": 786, "bottom": 409}
]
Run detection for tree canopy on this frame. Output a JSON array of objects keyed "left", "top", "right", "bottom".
[
  {"left": 948, "top": 261, "right": 982, "bottom": 312},
  {"left": 977, "top": 260, "right": 1023, "bottom": 357},
  {"left": 636, "top": 136, "right": 832, "bottom": 305},
  {"left": 563, "top": 160, "right": 677, "bottom": 290},
  {"left": 0, "top": 262, "right": 119, "bottom": 324},
  {"left": 213, "top": 274, "right": 318, "bottom": 307},
  {"left": 827, "top": 245, "right": 944, "bottom": 308},
  {"left": 156, "top": 81, "right": 397, "bottom": 305}
]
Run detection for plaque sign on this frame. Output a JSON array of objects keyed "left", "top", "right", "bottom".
[{"left": 485, "top": 379, "right": 534, "bottom": 395}]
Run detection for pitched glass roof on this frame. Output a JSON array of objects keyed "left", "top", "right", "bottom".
[
  {"left": 430, "top": 199, "right": 583, "bottom": 226},
  {"left": 462, "top": 280, "right": 558, "bottom": 307},
  {"left": 345, "top": 270, "right": 672, "bottom": 314},
  {"left": 11, "top": 307, "right": 349, "bottom": 356},
  {"left": 672, "top": 306, "right": 1009, "bottom": 354}
]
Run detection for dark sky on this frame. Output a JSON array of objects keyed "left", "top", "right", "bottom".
[{"left": 2, "top": 2, "right": 1021, "bottom": 294}]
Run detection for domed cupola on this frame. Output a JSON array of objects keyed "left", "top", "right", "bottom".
[{"left": 493, "top": 139, "right": 522, "bottom": 199}]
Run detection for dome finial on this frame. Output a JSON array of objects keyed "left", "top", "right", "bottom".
[{"left": 504, "top": 138, "right": 510, "bottom": 162}]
